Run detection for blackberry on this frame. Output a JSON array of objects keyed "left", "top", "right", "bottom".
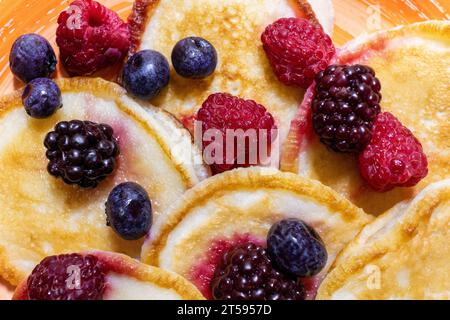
[
  {"left": 27, "top": 253, "right": 105, "bottom": 300},
  {"left": 312, "top": 64, "right": 382, "bottom": 153},
  {"left": 211, "top": 243, "right": 305, "bottom": 300},
  {"left": 44, "top": 120, "right": 120, "bottom": 188}
]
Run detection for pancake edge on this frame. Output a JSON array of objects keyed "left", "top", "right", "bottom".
[{"left": 142, "top": 166, "right": 373, "bottom": 265}]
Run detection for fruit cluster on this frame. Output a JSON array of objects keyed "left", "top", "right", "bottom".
[
  {"left": 211, "top": 243, "right": 305, "bottom": 300},
  {"left": 122, "top": 36, "right": 218, "bottom": 100},
  {"left": 10, "top": 34, "right": 62, "bottom": 119},
  {"left": 211, "top": 219, "right": 327, "bottom": 300},
  {"left": 312, "top": 64, "right": 428, "bottom": 191},
  {"left": 11, "top": 0, "right": 428, "bottom": 192},
  {"left": 262, "top": 17, "right": 428, "bottom": 192},
  {"left": 8, "top": 2, "right": 155, "bottom": 246},
  {"left": 25, "top": 181, "right": 154, "bottom": 300},
  {"left": 4, "top": 0, "right": 432, "bottom": 302}
]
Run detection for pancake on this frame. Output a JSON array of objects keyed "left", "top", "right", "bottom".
[
  {"left": 317, "top": 179, "right": 450, "bottom": 300},
  {"left": 281, "top": 21, "right": 450, "bottom": 215},
  {"left": 141, "top": 167, "right": 372, "bottom": 298},
  {"left": 13, "top": 251, "right": 204, "bottom": 300},
  {"left": 128, "top": 0, "right": 335, "bottom": 150},
  {"left": 0, "top": 77, "right": 209, "bottom": 285},
  {"left": 0, "top": 279, "right": 13, "bottom": 300}
]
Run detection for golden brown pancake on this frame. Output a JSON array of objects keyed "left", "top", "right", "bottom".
[
  {"left": 0, "top": 278, "right": 13, "bottom": 300},
  {"left": 142, "top": 167, "right": 372, "bottom": 298},
  {"left": 128, "top": 0, "right": 335, "bottom": 149},
  {"left": 281, "top": 21, "right": 450, "bottom": 215},
  {"left": 317, "top": 179, "right": 450, "bottom": 300},
  {"left": 0, "top": 77, "right": 209, "bottom": 285},
  {"left": 13, "top": 251, "right": 204, "bottom": 300}
]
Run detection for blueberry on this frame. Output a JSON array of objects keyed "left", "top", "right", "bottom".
[
  {"left": 171, "top": 37, "right": 217, "bottom": 79},
  {"left": 267, "top": 219, "right": 328, "bottom": 277},
  {"left": 10, "top": 34, "right": 57, "bottom": 83},
  {"left": 22, "top": 78, "right": 62, "bottom": 119},
  {"left": 122, "top": 50, "right": 170, "bottom": 100},
  {"left": 105, "top": 182, "right": 152, "bottom": 240}
]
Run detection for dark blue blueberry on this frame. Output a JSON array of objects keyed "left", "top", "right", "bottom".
[
  {"left": 267, "top": 219, "right": 327, "bottom": 277},
  {"left": 22, "top": 78, "right": 62, "bottom": 119},
  {"left": 171, "top": 37, "right": 217, "bottom": 79},
  {"left": 10, "top": 34, "right": 57, "bottom": 83},
  {"left": 122, "top": 50, "right": 170, "bottom": 100},
  {"left": 105, "top": 182, "right": 152, "bottom": 240}
]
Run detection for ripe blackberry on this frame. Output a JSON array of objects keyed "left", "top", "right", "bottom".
[
  {"left": 211, "top": 243, "right": 305, "bottom": 300},
  {"left": 27, "top": 253, "right": 105, "bottom": 300},
  {"left": 312, "top": 64, "right": 382, "bottom": 153},
  {"left": 44, "top": 120, "right": 120, "bottom": 188}
]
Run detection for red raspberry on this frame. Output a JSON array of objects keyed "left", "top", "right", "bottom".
[
  {"left": 27, "top": 254, "right": 105, "bottom": 300},
  {"left": 261, "top": 18, "right": 335, "bottom": 88},
  {"left": 358, "top": 112, "right": 428, "bottom": 192},
  {"left": 196, "top": 93, "right": 277, "bottom": 173},
  {"left": 56, "top": 0, "right": 130, "bottom": 75}
]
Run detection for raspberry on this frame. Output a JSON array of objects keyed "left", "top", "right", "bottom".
[
  {"left": 196, "top": 93, "right": 277, "bottom": 173},
  {"left": 312, "top": 64, "right": 382, "bottom": 153},
  {"left": 261, "top": 18, "right": 335, "bottom": 88},
  {"left": 44, "top": 120, "right": 120, "bottom": 188},
  {"left": 56, "top": 0, "right": 130, "bottom": 75},
  {"left": 211, "top": 243, "right": 305, "bottom": 300},
  {"left": 27, "top": 254, "right": 105, "bottom": 300},
  {"left": 358, "top": 112, "right": 428, "bottom": 192}
]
